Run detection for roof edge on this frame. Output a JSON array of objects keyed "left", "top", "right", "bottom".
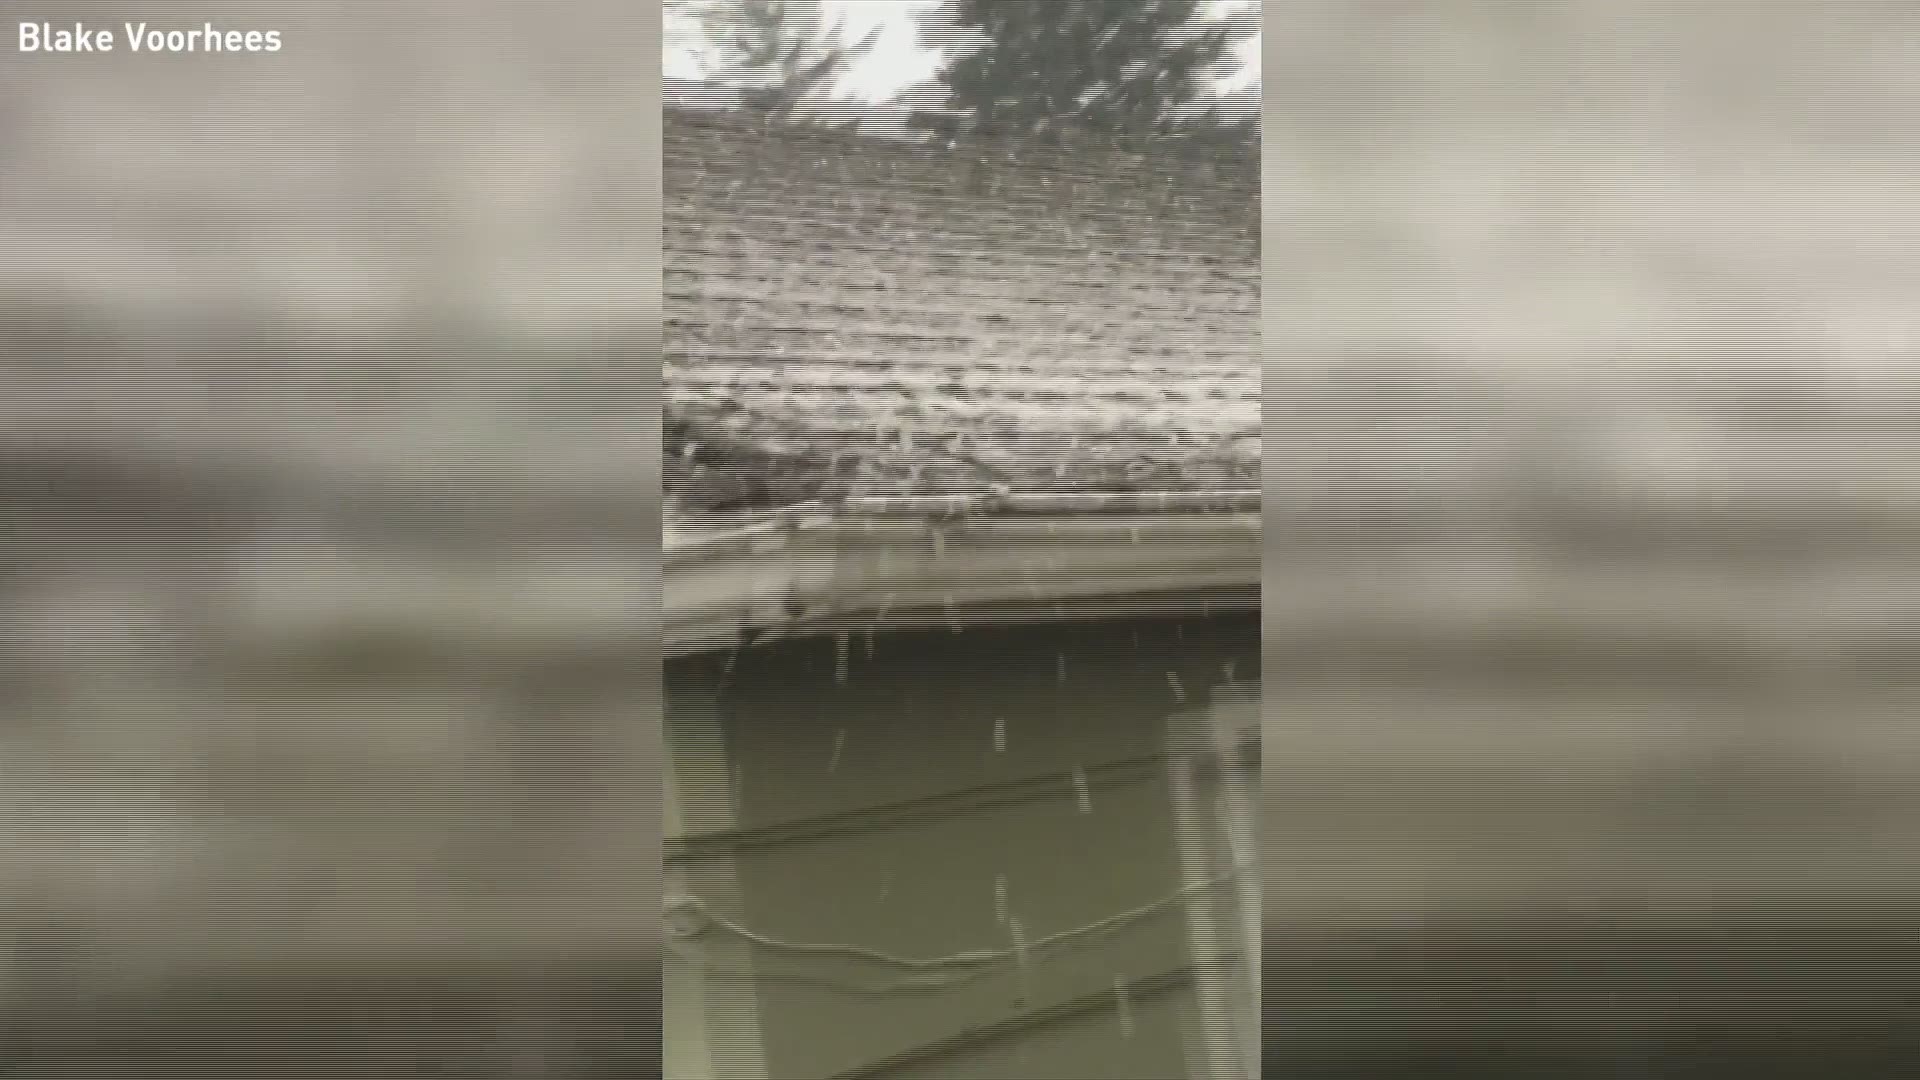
[
  {"left": 665, "top": 505, "right": 1259, "bottom": 655},
  {"left": 667, "top": 488, "right": 1261, "bottom": 546}
]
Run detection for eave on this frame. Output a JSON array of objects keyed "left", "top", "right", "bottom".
[{"left": 664, "top": 490, "right": 1260, "bottom": 657}]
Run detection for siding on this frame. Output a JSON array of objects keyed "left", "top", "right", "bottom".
[{"left": 665, "top": 614, "right": 1258, "bottom": 1079}]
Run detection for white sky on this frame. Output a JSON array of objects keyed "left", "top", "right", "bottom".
[{"left": 666, "top": 0, "right": 1260, "bottom": 101}]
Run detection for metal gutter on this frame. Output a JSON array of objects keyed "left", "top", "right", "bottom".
[{"left": 664, "top": 490, "right": 1260, "bottom": 657}]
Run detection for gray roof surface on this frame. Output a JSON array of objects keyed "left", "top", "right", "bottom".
[{"left": 663, "top": 108, "right": 1260, "bottom": 514}]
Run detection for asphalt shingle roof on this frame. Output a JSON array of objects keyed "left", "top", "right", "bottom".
[{"left": 663, "top": 108, "right": 1260, "bottom": 514}]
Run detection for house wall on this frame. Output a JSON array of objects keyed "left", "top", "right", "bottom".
[{"left": 665, "top": 613, "right": 1259, "bottom": 1080}]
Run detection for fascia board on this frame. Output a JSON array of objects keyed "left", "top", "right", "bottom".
[{"left": 665, "top": 511, "right": 1259, "bottom": 656}]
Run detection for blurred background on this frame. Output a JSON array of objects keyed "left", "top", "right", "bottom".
[
  {"left": 1269, "top": 2, "right": 1920, "bottom": 1075},
  {"left": 0, "top": 3, "right": 659, "bottom": 1074}
]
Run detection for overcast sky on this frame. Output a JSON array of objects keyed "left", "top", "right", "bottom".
[{"left": 665, "top": 0, "right": 1261, "bottom": 101}]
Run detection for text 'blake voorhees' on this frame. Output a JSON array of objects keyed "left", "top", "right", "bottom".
[{"left": 16, "top": 22, "right": 283, "bottom": 53}]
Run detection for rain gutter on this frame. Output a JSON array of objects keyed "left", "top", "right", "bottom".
[{"left": 664, "top": 490, "right": 1260, "bottom": 657}]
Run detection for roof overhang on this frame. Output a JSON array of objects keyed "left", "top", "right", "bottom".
[{"left": 665, "top": 491, "right": 1260, "bottom": 657}]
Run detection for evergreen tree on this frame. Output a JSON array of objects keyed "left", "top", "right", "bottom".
[
  {"left": 685, "top": 0, "right": 880, "bottom": 123},
  {"left": 1192, "top": 78, "right": 1259, "bottom": 149},
  {"left": 915, "top": 0, "right": 1252, "bottom": 141}
]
